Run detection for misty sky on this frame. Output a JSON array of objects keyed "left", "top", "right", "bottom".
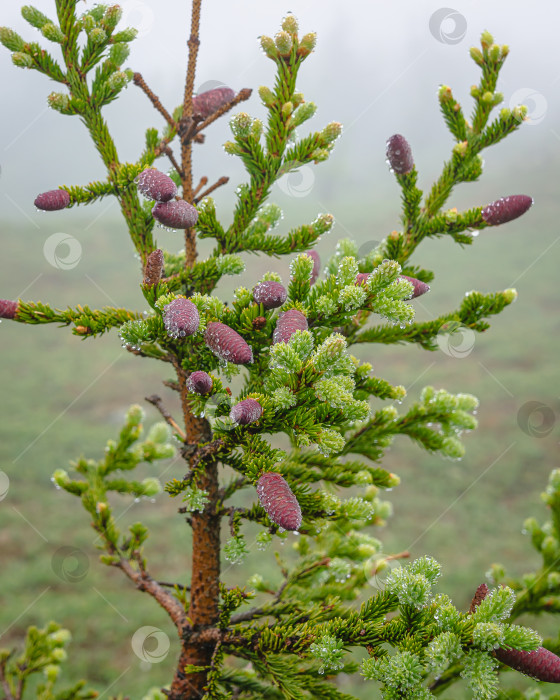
[{"left": 0, "top": 0, "right": 557, "bottom": 231}]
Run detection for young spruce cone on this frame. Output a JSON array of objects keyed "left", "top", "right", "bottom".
[
  {"left": 136, "top": 168, "right": 177, "bottom": 202},
  {"left": 143, "top": 249, "right": 164, "bottom": 286},
  {"left": 307, "top": 249, "right": 320, "bottom": 285},
  {"left": 34, "top": 189, "right": 70, "bottom": 211},
  {"left": 494, "top": 647, "right": 560, "bottom": 683},
  {"left": 355, "top": 272, "right": 429, "bottom": 298},
  {"left": 386, "top": 134, "right": 414, "bottom": 175},
  {"left": 481, "top": 195, "right": 533, "bottom": 226},
  {"left": 204, "top": 322, "right": 253, "bottom": 364},
  {"left": 399, "top": 274, "right": 430, "bottom": 298},
  {"left": 0, "top": 299, "right": 18, "bottom": 319},
  {"left": 152, "top": 200, "right": 198, "bottom": 229},
  {"left": 192, "top": 86, "right": 235, "bottom": 118},
  {"left": 355, "top": 273, "right": 370, "bottom": 287},
  {"left": 469, "top": 582, "right": 560, "bottom": 683},
  {"left": 272, "top": 309, "right": 308, "bottom": 345},
  {"left": 468, "top": 582, "right": 489, "bottom": 614},
  {"left": 186, "top": 370, "right": 213, "bottom": 395},
  {"left": 256, "top": 472, "right": 302, "bottom": 531},
  {"left": 253, "top": 281, "right": 287, "bottom": 309},
  {"left": 230, "top": 398, "right": 263, "bottom": 425},
  {"left": 163, "top": 298, "right": 200, "bottom": 338}
]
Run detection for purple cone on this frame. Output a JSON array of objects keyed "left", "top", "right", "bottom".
[
  {"left": 136, "top": 168, "right": 177, "bottom": 202},
  {"left": 307, "top": 249, "right": 320, "bottom": 285},
  {"left": 152, "top": 200, "right": 198, "bottom": 229},
  {"left": 230, "top": 398, "right": 263, "bottom": 425},
  {"left": 481, "top": 195, "right": 533, "bottom": 226},
  {"left": 257, "top": 472, "right": 302, "bottom": 531},
  {"left": 186, "top": 370, "right": 213, "bottom": 395},
  {"left": 163, "top": 298, "right": 200, "bottom": 338},
  {"left": 386, "top": 134, "right": 414, "bottom": 175},
  {"left": 253, "top": 281, "right": 287, "bottom": 309},
  {"left": 0, "top": 299, "right": 18, "bottom": 319},
  {"left": 399, "top": 275, "right": 430, "bottom": 298},
  {"left": 272, "top": 309, "right": 308, "bottom": 345},
  {"left": 193, "top": 87, "right": 235, "bottom": 119},
  {"left": 143, "top": 249, "right": 164, "bottom": 286},
  {"left": 204, "top": 322, "right": 253, "bottom": 364},
  {"left": 34, "top": 189, "right": 70, "bottom": 211}
]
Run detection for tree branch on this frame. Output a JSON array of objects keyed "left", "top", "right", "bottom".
[
  {"left": 116, "top": 556, "right": 189, "bottom": 633},
  {"left": 145, "top": 394, "right": 187, "bottom": 441},
  {"left": 133, "top": 72, "right": 176, "bottom": 129},
  {"left": 0, "top": 659, "right": 15, "bottom": 700},
  {"left": 194, "top": 176, "right": 229, "bottom": 204}
]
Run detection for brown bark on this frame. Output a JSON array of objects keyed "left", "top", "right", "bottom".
[{"left": 167, "top": 361, "right": 221, "bottom": 699}]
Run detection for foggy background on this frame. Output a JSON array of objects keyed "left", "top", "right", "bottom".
[
  {"left": 1, "top": 1, "right": 559, "bottom": 697},
  {"left": 1, "top": 0, "right": 558, "bottom": 228}
]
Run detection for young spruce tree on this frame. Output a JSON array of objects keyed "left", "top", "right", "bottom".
[{"left": 1, "top": 2, "right": 559, "bottom": 699}]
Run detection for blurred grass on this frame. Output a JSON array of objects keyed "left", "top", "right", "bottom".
[{"left": 0, "top": 174, "right": 559, "bottom": 699}]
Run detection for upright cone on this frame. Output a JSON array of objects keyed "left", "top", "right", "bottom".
[{"left": 256, "top": 472, "right": 302, "bottom": 531}]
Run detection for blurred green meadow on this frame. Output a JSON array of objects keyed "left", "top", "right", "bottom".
[{"left": 0, "top": 170, "right": 559, "bottom": 698}]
